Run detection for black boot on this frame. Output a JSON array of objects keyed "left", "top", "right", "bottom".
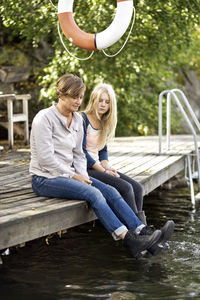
[
  {"left": 123, "top": 229, "right": 162, "bottom": 259},
  {"left": 140, "top": 220, "right": 175, "bottom": 256}
]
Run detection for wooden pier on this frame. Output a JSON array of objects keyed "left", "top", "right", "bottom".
[{"left": 0, "top": 135, "right": 199, "bottom": 251}]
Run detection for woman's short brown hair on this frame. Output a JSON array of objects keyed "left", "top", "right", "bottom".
[{"left": 56, "top": 74, "right": 86, "bottom": 99}]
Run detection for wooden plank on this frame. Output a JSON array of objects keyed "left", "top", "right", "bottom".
[
  {"left": 133, "top": 156, "right": 185, "bottom": 195},
  {"left": 0, "top": 192, "right": 37, "bottom": 203},
  {"left": 0, "top": 174, "right": 30, "bottom": 187},
  {"left": 0, "top": 186, "right": 31, "bottom": 194},
  {"left": 0, "top": 182, "right": 31, "bottom": 192},
  {"left": 0, "top": 164, "right": 28, "bottom": 176},
  {"left": 0, "top": 188, "right": 33, "bottom": 199},
  {"left": 0, "top": 200, "right": 96, "bottom": 249},
  {"left": 0, "top": 198, "right": 69, "bottom": 217},
  {"left": 0, "top": 194, "right": 49, "bottom": 207},
  {"left": 115, "top": 154, "right": 163, "bottom": 173},
  {"left": 0, "top": 135, "right": 199, "bottom": 251}
]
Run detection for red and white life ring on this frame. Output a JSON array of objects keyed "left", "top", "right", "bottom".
[{"left": 58, "top": 0, "right": 134, "bottom": 51}]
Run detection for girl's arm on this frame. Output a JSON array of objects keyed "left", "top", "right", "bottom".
[
  {"left": 82, "top": 112, "right": 119, "bottom": 176},
  {"left": 82, "top": 124, "right": 113, "bottom": 173},
  {"left": 82, "top": 119, "right": 97, "bottom": 168},
  {"left": 99, "top": 147, "right": 119, "bottom": 177},
  {"left": 101, "top": 159, "right": 120, "bottom": 177}
]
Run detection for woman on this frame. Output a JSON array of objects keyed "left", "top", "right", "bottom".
[
  {"left": 82, "top": 83, "right": 147, "bottom": 223},
  {"left": 29, "top": 74, "right": 173, "bottom": 259}
]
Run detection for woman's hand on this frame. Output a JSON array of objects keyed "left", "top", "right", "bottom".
[{"left": 72, "top": 173, "right": 92, "bottom": 185}]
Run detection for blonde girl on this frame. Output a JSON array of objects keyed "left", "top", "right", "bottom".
[{"left": 82, "top": 83, "right": 146, "bottom": 223}]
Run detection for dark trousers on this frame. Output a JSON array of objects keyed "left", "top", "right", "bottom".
[{"left": 87, "top": 169, "right": 143, "bottom": 214}]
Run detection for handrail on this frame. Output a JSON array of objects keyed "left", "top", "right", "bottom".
[
  {"left": 158, "top": 89, "right": 200, "bottom": 191},
  {"left": 172, "top": 89, "right": 200, "bottom": 132}
]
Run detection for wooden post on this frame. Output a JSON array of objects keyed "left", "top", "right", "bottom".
[
  {"left": 0, "top": 94, "right": 31, "bottom": 148},
  {"left": 23, "top": 99, "right": 29, "bottom": 145},
  {"left": 6, "top": 95, "right": 15, "bottom": 148}
]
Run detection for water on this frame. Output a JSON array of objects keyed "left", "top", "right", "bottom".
[{"left": 1, "top": 185, "right": 200, "bottom": 300}]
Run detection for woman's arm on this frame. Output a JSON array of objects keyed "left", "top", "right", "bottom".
[{"left": 31, "top": 112, "right": 75, "bottom": 178}]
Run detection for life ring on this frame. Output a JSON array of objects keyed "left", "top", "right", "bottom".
[{"left": 58, "top": 0, "right": 134, "bottom": 51}]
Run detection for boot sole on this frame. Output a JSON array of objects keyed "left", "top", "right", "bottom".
[
  {"left": 159, "top": 220, "right": 175, "bottom": 244},
  {"left": 131, "top": 230, "right": 162, "bottom": 259},
  {"left": 148, "top": 220, "right": 175, "bottom": 256}
]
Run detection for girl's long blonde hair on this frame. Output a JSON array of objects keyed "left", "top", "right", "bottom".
[{"left": 84, "top": 83, "right": 117, "bottom": 150}]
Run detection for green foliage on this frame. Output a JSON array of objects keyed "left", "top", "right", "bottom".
[
  {"left": 1, "top": 0, "right": 200, "bottom": 135},
  {"left": 0, "top": 0, "right": 57, "bottom": 46},
  {"left": 0, "top": 45, "right": 29, "bottom": 66}
]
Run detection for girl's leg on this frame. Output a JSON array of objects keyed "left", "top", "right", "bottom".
[
  {"left": 117, "top": 172, "right": 146, "bottom": 224},
  {"left": 88, "top": 169, "right": 139, "bottom": 213},
  {"left": 32, "top": 175, "right": 128, "bottom": 238},
  {"left": 117, "top": 172, "right": 144, "bottom": 212}
]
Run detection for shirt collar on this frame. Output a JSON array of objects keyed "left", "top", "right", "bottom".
[{"left": 52, "top": 103, "right": 80, "bottom": 131}]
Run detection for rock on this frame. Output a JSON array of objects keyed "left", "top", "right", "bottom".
[
  {"left": 0, "top": 66, "right": 30, "bottom": 83},
  {"left": 161, "top": 175, "right": 188, "bottom": 190}
]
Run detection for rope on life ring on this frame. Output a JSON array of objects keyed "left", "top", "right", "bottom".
[
  {"left": 57, "top": 21, "right": 95, "bottom": 60},
  {"left": 58, "top": 0, "right": 134, "bottom": 51}
]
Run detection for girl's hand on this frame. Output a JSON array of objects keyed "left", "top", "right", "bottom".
[{"left": 105, "top": 169, "right": 120, "bottom": 177}]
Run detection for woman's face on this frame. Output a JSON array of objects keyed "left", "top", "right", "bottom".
[
  {"left": 61, "top": 92, "right": 84, "bottom": 113},
  {"left": 97, "top": 92, "right": 110, "bottom": 116}
]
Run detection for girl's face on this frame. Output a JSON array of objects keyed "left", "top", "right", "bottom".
[{"left": 97, "top": 92, "right": 110, "bottom": 116}]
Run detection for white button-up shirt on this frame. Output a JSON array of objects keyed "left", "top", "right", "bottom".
[{"left": 29, "top": 104, "right": 88, "bottom": 178}]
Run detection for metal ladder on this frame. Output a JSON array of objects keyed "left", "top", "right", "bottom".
[{"left": 158, "top": 88, "right": 200, "bottom": 206}]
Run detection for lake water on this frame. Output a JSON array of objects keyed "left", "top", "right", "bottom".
[{"left": 1, "top": 184, "right": 200, "bottom": 300}]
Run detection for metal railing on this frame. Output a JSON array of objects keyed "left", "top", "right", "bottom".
[{"left": 158, "top": 88, "right": 200, "bottom": 206}]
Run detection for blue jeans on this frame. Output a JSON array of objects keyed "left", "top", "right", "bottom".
[{"left": 32, "top": 175, "right": 142, "bottom": 239}]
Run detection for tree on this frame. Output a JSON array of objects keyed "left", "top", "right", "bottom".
[{"left": 1, "top": 0, "right": 200, "bottom": 135}]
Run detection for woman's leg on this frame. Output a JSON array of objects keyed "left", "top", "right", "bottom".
[
  {"left": 32, "top": 175, "right": 162, "bottom": 258},
  {"left": 90, "top": 177, "right": 142, "bottom": 230},
  {"left": 91, "top": 177, "right": 163, "bottom": 258},
  {"left": 88, "top": 169, "right": 143, "bottom": 213},
  {"left": 32, "top": 175, "right": 140, "bottom": 239}
]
